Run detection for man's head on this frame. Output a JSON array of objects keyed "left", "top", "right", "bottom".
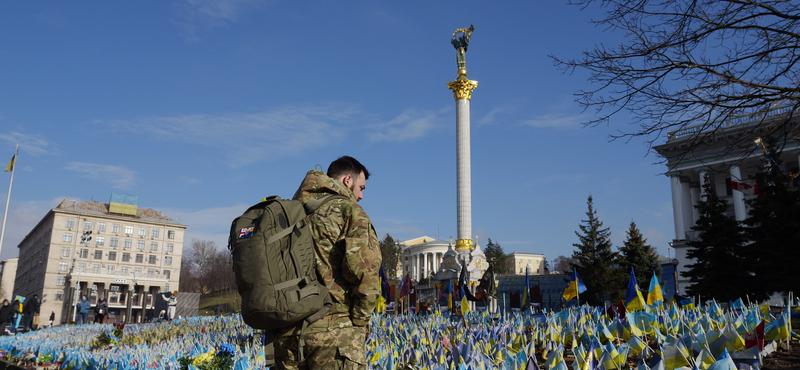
[{"left": 327, "top": 156, "right": 370, "bottom": 202}]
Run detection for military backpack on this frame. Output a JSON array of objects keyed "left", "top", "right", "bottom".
[{"left": 228, "top": 195, "right": 340, "bottom": 331}]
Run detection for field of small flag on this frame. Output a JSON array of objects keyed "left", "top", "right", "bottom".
[{"left": 0, "top": 300, "right": 795, "bottom": 369}]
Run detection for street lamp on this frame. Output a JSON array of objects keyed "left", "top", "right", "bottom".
[
  {"left": 126, "top": 272, "right": 138, "bottom": 323},
  {"left": 65, "top": 230, "right": 91, "bottom": 323}
]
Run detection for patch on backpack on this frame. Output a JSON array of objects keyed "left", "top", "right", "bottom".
[{"left": 238, "top": 226, "right": 255, "bottom": 239}]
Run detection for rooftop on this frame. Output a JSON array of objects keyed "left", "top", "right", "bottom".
[{"left": 54, "top": 198, "right": 182, "bottom": 226}]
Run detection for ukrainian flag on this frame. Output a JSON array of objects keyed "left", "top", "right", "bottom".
[
  {"left": 646, "top": 273, "right": 664, "bottom": 306},
  {"left": 460, "top": 283, "right": 470, "bottom": 316},
  {"left": 625, "top": 267, "right": 647, "bottom": 312},
  {"left": 4, "top": 153, "right": 14, "bottom": 173},
  {"left": 562, "top": 268, "right": 587, "bottom": 302}
]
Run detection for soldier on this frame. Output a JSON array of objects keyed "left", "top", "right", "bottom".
[{"left": 273, "top": 155, "right": 382, "bottom": 370}]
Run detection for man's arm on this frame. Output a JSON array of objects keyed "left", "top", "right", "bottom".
[{"left": 341, "top": 203, "right": 382, "bottom": 327}]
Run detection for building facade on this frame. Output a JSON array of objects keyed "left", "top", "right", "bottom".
[
  {"left": 504, "top": 252, "right": 546, "bottom": 275},
  {"left": 655, "top": 105, "right": 800, "bottom": 295},
  {"left": 13, "top": 199, "right": 185, "bottom": 325},
  {"left": 0, "top": 258, "right": 17, "bottom": 303}
]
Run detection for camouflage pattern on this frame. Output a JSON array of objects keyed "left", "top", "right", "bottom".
[
  {"left": 273, "top": 170, "right": 380, "bottom": 369},
  {"left": 273, "top": 318, "right": 367, "bottom": 369}
]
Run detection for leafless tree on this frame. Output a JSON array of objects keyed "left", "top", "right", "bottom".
[
  {"left": 554, "top": 0, "right": 800, "bottom": 152},
  {"left": 179, "top": 239, "right": 236, "bottom": 294},
  {"left": 552, "top": 255, "right": 575, "bottom": 274}
]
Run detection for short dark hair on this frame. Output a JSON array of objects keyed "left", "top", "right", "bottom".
[{"left": 327, "top": 156, "right": 370, "bottom": 180}]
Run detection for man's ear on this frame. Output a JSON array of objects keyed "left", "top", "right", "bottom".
[{"left": 342, "top": 174, "right": 352, "bottom": 187}]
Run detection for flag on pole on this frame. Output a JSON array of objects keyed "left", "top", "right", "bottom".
[
  {"left": 562, "top": 269, "right": 587, "bottom": 301},
  {"left": 460, "top": 282, "right": 470, "bottom": 316},
  {"left": 646, "top": 273, "right": 664, "bottom": 306},
  {"left": 521, "top": 266, "right": 530, "bottom": 307},
  {"left": 625, "top": 267, "right": 647, "bottom": 312},
  {"left": 447, "top": 279, "right": 454, "bottom": 311},
  {"left": 4, "top": 153, "right": 14, "bottom": 173}
]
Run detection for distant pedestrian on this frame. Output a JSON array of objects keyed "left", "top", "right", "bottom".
[
  {"left": 76, "top": 296, "right": 90, "bottom": 324},
  {"left": 22, "top": 294, "right": 40, "bottom": 330},
  {"left": 48, "top": 311, "right": 55, "bottom": 327},
  {"left": 0, "top": 300, "right": 13, "bottom": 333},
  {"left": 160, "top": 291, "right": 177, "bottom": 320},
  {"left": 94, "top": 298, "right": 107, "bottom": 323},
  {"left": 12, "top": 298, "right": 23, "bottom": 330}
]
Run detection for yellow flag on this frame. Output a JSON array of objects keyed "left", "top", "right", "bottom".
[
  {"left": 4, "top": 154, "right": 14, "bottom": 172},
  {"left": 375, "top": 295, "right": 387, "bottom": 313},
  {"left": 460, "top": 295, "right": 470, "bottom": 317}
]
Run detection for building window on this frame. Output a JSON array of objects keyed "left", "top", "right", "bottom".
[
  {"left": 108, "top": 251, "right": 117, "bottom": 261},
  {"left": 58, "top": 262, "right": 68, "bottom": 273},
  {"left": 65, "top": 219, "right": 75, "bottom": 229},
  {"left": 137, "top": 240, "right": 145, "bottom": 251},
  {"left": 94, "top": 250, "right": 103, "bottom": 260},
  {"left": 167, "top": 230, "right": 175, "bottom": 240},
  {"left": 112, "top": 224, "right": 120, "bottom": 233},
  {"left": 55, "top": 292, "right": 64, "bottom": 301},
  {"left": 135, "top": 254, "right": 144, "bottom": 264},
  {"left": 124, "top": 239, "right": 132, "bottom": 250},
  {"left": 150, "top": 242, "right": 159, "bottom": 252},
  {"left": 121, "top": 266, "right": 128, "bottom": 274},
  {"left": 79, "top": 249, "right": 89, "bottom": 259},
  {"left": 165, "top": 243, "right": 174, "bottom": 254},
  {"left": 77, "top": 262, "right": 86, "bottom": 272},
  {"left": 110, "top": 237, "right": 119, "bottom": 249},
  {"left": 124, "top": 225, "right": 133, "bottom": 235},
  {"left": 138, "top": 228, "right": 146, "bottom": 237},
  {"left": 98, "top": 223, "right": 106, "bottom": 233},
  {"left": 83, "top": 221, "right": 93, "bottom": 231},
  {"left": 56, "top": 276, "right": 65, "bottom": 286},
  {"left": 163, "top": 270, "right": 171, "bottom": 279},
  {"left": 164, "top": 256, "right": 173, "bottom": 266},
  {"left": 62, "top": 247, "right": 72, "bottom": 258},
  {"left": 107, "top": 264, "right": 115, "bottom": 272},
  {"left": 92, "top": 264, "right": 101, "bottom": 273},
  {"left": 63, "top": 233, "right": 73, "bottom": 243},
  {"left": 96, "top": 236, "right": 105, "bottom": 247},
  {"left": 122, "top": 253, "right": 131, "bottom": 262},
  {"left": 148, "top": 255, "right": 157, "bottom": 264},
  {"left": 147, "top": 268, "right": 158, "bottom": 277},
  {"left": 151, "top": 228, "right": 160, "bottom": 239}
]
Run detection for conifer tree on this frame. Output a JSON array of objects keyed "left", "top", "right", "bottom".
[
  {"left": 484, "top": 238, "right": 509, "bottom": 274},
  {"left": 684, "top": 177, "right": 748, "bottom": 301},
  {"left": 379, "top": 234, "right": 400, "bottom": 278},
  {"left": 571, "top": 196, "right": 620, "bottom": 305},
  {"left": 617, "top": 222, "right": 661, "bottom": 292},
  {"left": 743, "top": 145, "right": 800, "bottom": 298}
]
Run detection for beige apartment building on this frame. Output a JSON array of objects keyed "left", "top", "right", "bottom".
[
  {"left": 0, "top": 258, "right": 18, "bottom": 302},
  {"left": 14, "top": 198, "right": 185, "bottom": 325},
  {"left": 505, "top": 252, "right": 546, "bottom": 275}
]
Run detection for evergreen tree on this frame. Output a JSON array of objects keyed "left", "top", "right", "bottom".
[
  {"left": 379, "top": 234, "right": 400, "bottom": 279},
  {"left": 484, "top": 238, "right": 509, "bottom": 274},
  {"left": 571, "top": 196, "right": 620, "bottom": 305},
  {"left": 684, "top": 177, "right": 749, "bottom": 301},
  {"left": 743, "top": 145, "right": 800, "bottom": 298},
  {"left": 617, "top": 222, "right": 661, "bottom": 292}
]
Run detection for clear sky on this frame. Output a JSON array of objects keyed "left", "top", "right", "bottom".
[{"left": 0, "top": 1, "right": 676, "bottom": 262}]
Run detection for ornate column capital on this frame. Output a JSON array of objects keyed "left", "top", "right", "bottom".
[
  {"left": 448, "top": 78, "right": 479, "bottom": 100},
  {"left": 455, "top": 238, "right": 473, "bottom": 252}
]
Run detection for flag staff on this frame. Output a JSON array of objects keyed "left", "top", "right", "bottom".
[
  {"left": 574, "top": 268, "right": 581, "bottom": 306},
  {"left": 0, "top": 144, "right": 19, "bottom": 258}
]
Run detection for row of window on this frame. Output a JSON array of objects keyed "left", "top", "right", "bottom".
[
  {"left": 61, "top": 234, "right": 175, "bottom": 253},
  {"left": 60, "top": 248, "right": 173, "bottom": 265},
  {"left": 64, "top": 219, "right": 176, "bottom": 240}
]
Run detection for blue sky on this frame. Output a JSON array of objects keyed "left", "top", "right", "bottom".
[{"left": 0, "top": 1, "right": 676, "bottom": 262}]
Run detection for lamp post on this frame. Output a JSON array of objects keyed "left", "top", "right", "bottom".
[
  {"left": 66, "top": 230, "right": 92, "bottom": 323},
  {"left": 126, "top": 272, "right": 137, "bottom": 323}
]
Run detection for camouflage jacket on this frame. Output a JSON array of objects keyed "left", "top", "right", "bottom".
[{"left": 292, "top": 170, "right": 381, "bottom": 328}]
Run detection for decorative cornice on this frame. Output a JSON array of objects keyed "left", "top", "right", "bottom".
[{"left": 448, "top": 77, "right": 478, "bottom": 100}]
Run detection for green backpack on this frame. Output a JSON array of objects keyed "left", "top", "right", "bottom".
[{"left": 228, "top": 195, "right": 340, "bottom": 332}]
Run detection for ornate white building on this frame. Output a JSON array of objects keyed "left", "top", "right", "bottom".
[
  {"left": 655, "top": 105, "right": 800, "bottom": 295},
  {"left": 399, "top": 235, "right": 488, "bottom": 282}
]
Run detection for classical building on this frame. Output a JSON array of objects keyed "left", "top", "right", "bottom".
[
  {"left": 13, "top": 198, "right": 185, "bottom": 325},
  {"left": 399, "top": 236, "right": 488, "bottom": 282},
  {"left": 0, "top": 258, "right": 17, "bottom": 302},
  {"left": 504, "top": 252, "right": 546, "bottom": 275},
  {"left": 655, "top": 105, "right": 800, "bottom": 295}
]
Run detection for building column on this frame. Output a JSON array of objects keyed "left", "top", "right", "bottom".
[
  {"left": 689, "top": 187, "right": 700, "bottom": 226},
  {"left": 730, "top": 165, "right": 747, "bottom": 221},
  {"left": 698, "top": 170, "right": 708, "bottom": 199},
  {"left": 412, "top": 255, "right": 417, "bottom": 280},
  {"left": 670, "top": 176, "right": 687, "bottom": 240}
]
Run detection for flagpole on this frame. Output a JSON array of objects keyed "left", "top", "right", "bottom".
[
  {"left": 0, "top": 144, "right": 18, "bottom": 258},
  {"left": 574, "top": 268, "right": 580, "bottom": 306}
]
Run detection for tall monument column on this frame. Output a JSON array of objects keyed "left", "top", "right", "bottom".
[{"left": 448, "top": 25, "right": 478, "bottom": 259}]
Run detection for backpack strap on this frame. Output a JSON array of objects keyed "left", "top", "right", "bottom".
[{"left": 265, "top": 195, "right": 347, "bottom": 245}]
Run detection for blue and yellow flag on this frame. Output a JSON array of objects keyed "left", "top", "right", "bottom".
[
  {"left": 460, "top": 283, "right": 470, "bottom": 316},
  {"left": 646, "top": 273, "right": 663, "bottom": 306},
  {"left": 625, "top": 267, "right": 647, "bottom": 312},
  {"left": 4, "top": 153, "right": 14, "bottom": 173},
  {"left": 562, "top": 268, "right": 587, "bottom": 302}
]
